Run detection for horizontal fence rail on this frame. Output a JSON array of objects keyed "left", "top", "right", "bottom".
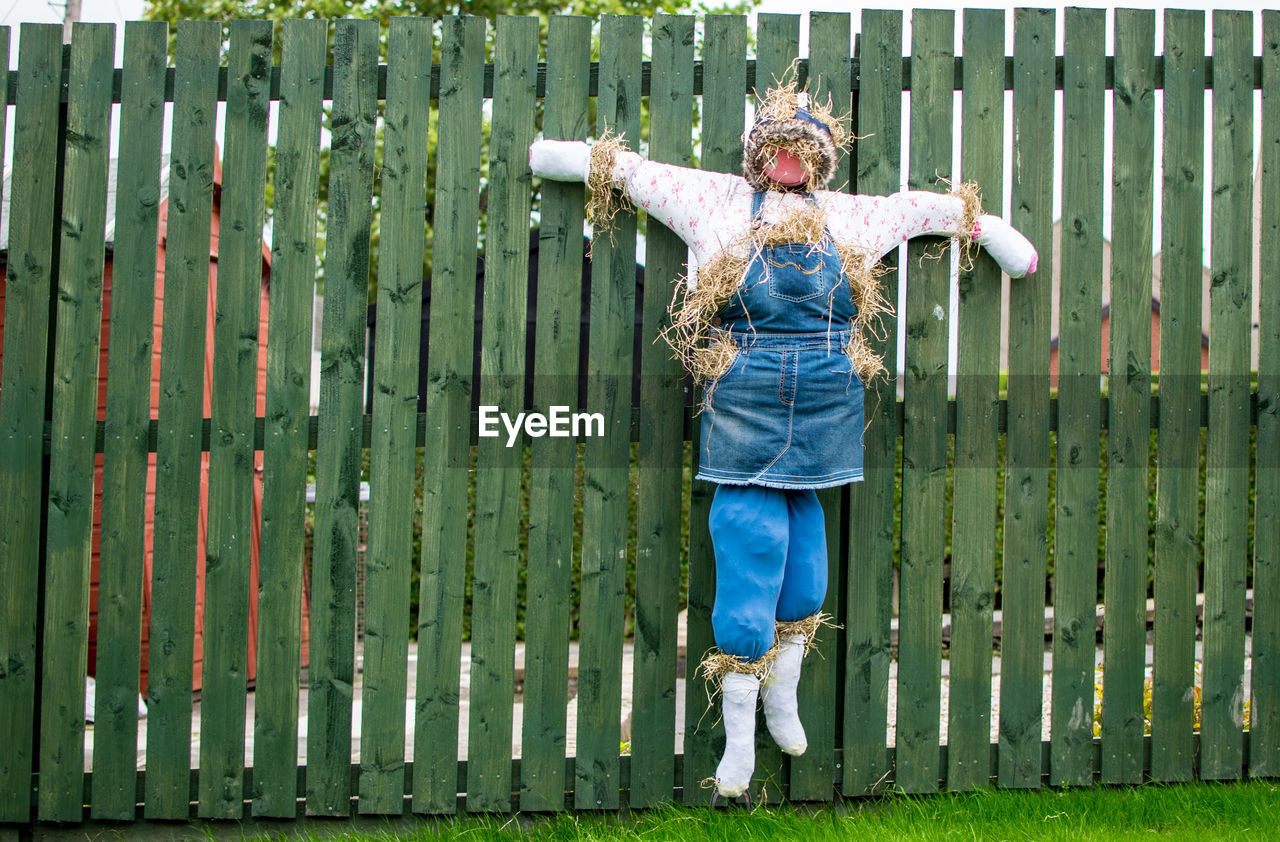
[{"left": 0, "top": 7, "right": 1276, "bottom": 829}]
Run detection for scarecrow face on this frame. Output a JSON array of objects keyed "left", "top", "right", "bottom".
[{"left": 762, "top": 147, "right": 810, "bottom": 188}]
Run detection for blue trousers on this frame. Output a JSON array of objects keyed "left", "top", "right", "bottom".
[{"left": 708, "top": 485, "right": 829, "bottom": 661}]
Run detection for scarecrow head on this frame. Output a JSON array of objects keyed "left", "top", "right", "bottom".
[{"left": 742, "top": 83, "right": 850, "bottom": 193}]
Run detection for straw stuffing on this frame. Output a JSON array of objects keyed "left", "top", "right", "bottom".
[{"left": 585, "top": 128, "right": 632, "bottom": 252}]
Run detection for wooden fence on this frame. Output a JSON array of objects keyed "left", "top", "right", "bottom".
[{"left": 0, "top": 7, "right": 1277, "bottom": 828}]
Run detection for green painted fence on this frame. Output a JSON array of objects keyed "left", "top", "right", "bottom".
[{"left": 0, "top": 8, "right": 1276, "bottom": 828}]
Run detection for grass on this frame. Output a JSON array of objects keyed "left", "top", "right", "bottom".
[{"left": 247, "top": 781, "right": 1280, "bottom": 841}]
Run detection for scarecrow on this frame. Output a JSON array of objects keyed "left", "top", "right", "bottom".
[{"left": 529, "top": 80, "right": 1037, "bottom": 803}]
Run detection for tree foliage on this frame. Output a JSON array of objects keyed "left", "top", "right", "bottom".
[{"left": 146, "top": 0, "right": 746, "bottom": 29}]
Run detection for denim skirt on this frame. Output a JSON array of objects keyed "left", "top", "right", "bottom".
[{"left": 695, "top": 328, "right": 866, "bottom": 489}]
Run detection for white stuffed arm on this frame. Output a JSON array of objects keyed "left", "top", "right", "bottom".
[
  {"left": 530, "top": 137, "right": 744, "bottom": 262},
  {"left": 529, "top": 139, "right": 592, "bottom": 182},
  {"left": 850, "top": 191, "right": 1038, "bottom": 278},
  {"left": 973, "top": 214, "right": 1038, "bottom": 278}
]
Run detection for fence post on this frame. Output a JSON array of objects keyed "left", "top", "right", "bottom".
[
  {"left": 358, "top": 15, "right": 431, "bottom": 816},
  {"left": 1051, "top": 6, "right": 1106, "bottom": 788},
  {"left": 306, "top": 17, "right": 378, "bottom": 818},
  {"left": 628, "top": 10, "right": 692, "bottom": 811},
  {"left": 413, "top": 13, "right": 485, "bottom": 816},
  {"left": 997, "top": 7, "right": 1054, "bottom": 790},
  {"left": 0, "top": 23, "right": 60, "bottom": 824},
  {"left": 38, "top": 20, "right": 115, "bottom": 822},
  {"left": 843, "top": 8, "right": 900, "bottom": 798},
  {"left": 951, "top": 6, "right": 1005, "bottom": 792},
  {"left": 466, "top": 14, "right": 537, "bottom": 813},
  {"left": 1202, "top": 9, "right": 1254, "bottom": 782},
  {"left": 682, "top": 13, "right": 747, "bottom": 805},
  {"left": 1102, "top": 7, "right": 1155, "bottom": 786},
  {"left": 92, "top": 19, "right": 167, "bottom": 821},
  {"left": 252, "top": 16, "right": 327, "bottom": 818},
  {"left": 1251, "top": 7, "right": 1280, "bottom": 780}
]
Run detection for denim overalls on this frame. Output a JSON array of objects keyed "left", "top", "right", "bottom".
[
  {"left": 698, "top": 192, "right": 867, "bottom": 660},
  {"left": 695, "top": 191, "right": 866, "bottom": 490}
]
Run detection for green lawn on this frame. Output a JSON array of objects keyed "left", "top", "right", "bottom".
[{"left": 252, "top": 781, "right": 1280, "bottom": 841}]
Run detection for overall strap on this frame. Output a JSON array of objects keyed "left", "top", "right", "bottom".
[{"left": 751, "top": 190, "right": 819, "bottom": 228}]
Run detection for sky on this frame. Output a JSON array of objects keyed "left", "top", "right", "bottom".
[
  {"left": 2, "top": 0, "right": 144, "bottom": 64},
  {"left": 2, "top": 0, "right": 143, "bottom": 28}
]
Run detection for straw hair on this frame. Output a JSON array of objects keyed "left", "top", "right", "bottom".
[
  {"left": 743, "top": 63, "right": 855, "bottom": 192},
  {"left": 752, "top": 63, "right": 852, "bottom": 151}
]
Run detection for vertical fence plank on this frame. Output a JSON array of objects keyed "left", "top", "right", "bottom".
[
  {"left": 198, "top": 19, "right": 272, "bottom": 819},
  {"left": 790, "top": 8, "right": 850, "bottom": 803},
  {"left": 682, "top": 13, "right": 746, "bottom": 804},
  {"left": 1253, "top": 8, "right": 1280, "bottom": 780},
  {"left": 844, "top": 8, "right": 900, "bottom": 797},
  {"left": 755, "top": 11, "right": 798, "bottom": 84},
  {"left": 897, "top": 9, "right": 952, "bottom": 795},
  {"left": 1102, "top": 8, "right": 1155, "bottom": 786},
  {"left": 998, "top": 7, "right": 1053, "bottom": 790},
  {"left": 748, "top": 11, "right": 799, "bottom": 803},
  {"left": 306, "top": 18, "right": 378, "bottom": 817},
  {"left": 1051, "top": 6, "right": 1105, "bottom": 788},
  {"left": 467, "top": 14, "right": 536, "bottom": 813},
  {"left": 0, "top": 23, "right": 60, "bottom": 823},
  {"left": 520, "top": 14, "right": 590, "bottom": 813},
  {"left": 950, "top": 6, "right": 1004, "bottom": 792},
  {"left": 252, "top": 18, "right": 326, "bottom": 818},
  {"left": 413, "top": 14, "right": 484, "bottom": 815},
  {"left": 1151, "top": 8, "right": 1204, "bottom": 785},
  {"left": 628, "top": 11, "right": 691, "bottom": 810},
  {"left": 37, "top": 22, "right": 115, "bottom": 822},
  {"left": 92, "top": 19, "right": 167, "bottom": 821},
  {"left": 0, "top": 25, "right": 7, "bottom": 241},
  {"left": 145, "top": 20, "right": 220, "bottom": 819},
  {"left": 755, "top": 12, "right": 799, "bottom": 93},
  {"left": 575, "top": 14, "right": 640, "bottom": 811},
  {"left": 358, "top": 16, "right": 430, "bottom": 815},
  {"left": 1202, "top": 9, "right": 1253, "bottom": 782}
]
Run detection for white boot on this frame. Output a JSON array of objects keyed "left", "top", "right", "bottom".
[
  {"left": 715, "top": 671, "right": 759, "bottom": 798},
  {"left": 761, "top": 633, "right": 807, "bottom": 755}
]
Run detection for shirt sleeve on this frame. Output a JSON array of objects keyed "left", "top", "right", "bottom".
[
  {"left": 607, "top": 151, "right": 746, "bottom": 263},
  {"left": 825, "top": 190, "right": 976, "bottom": 258}
]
